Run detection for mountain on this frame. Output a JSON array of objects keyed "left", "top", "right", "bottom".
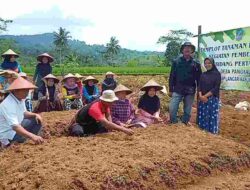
[{"left": 0, "top": 33, "right": 164, "bottom": 66}]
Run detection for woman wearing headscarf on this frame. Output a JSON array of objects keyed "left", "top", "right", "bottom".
[
  {"left": 198, "top": 57, "right": 221, "bottom": 134},
  {"left": 34, "top": 74, "right": 63, "bottom": 113},
  {"left": 132, "top": 80, "right": 163, "bottom": 128},
  {"left": 1, "top": 49, "right": 22, "bottom": 73},
  {"left": 83, "top": 76, "right": 100, "bottom": 104},
  {"left": 33, "top": 53, "right": 53, "bottom": 100},
  {"left": 101, "top": 71, "right": 117, "bottom": 92}
]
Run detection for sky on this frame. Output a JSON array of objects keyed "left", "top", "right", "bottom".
[{"left": 0, "top": 0, "right": 250, "bottom": 51}]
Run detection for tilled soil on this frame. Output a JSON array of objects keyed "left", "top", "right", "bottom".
[{"left": 0, "top": 75, "right": 250, "bottom": 190}]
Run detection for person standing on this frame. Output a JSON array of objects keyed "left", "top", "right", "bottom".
[
  {"left": 169, "top": 42, "right": 202, "bottom": 125},
  {"left": 198, "top": 57, "right": 221, "bottom": 134},
  {"left": 1, "top": 49, "right": 22, "bottom": 73},
  {"left": 33, "top": 53, "right": 54, "bottom": 100}
]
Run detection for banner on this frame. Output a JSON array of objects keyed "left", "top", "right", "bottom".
[{"left": 199, "top": 26, "right": 250, "bottom": 91}]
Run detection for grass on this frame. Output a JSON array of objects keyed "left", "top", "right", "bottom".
[{"left": 22, "top": 66, "right": 171, "bottom": 76}]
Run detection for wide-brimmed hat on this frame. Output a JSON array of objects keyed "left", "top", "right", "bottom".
[
  {"left": 83, "top": 76, "right": 99, "bottom": 84},
  {"left": 37, "top": 53, "right": 54, "bottom": 63},
  {"left": 1, "top": 49, "right": 19, "bottom": 58},
  {"left": 18, "top": 72, "right": 28, "bottom": 79},
  {"left": 62, "top": 73, "right": 77, "bottom": 82},
  {"left": 0, "top": 70, "right": 19, "bottom": 79},
  {"left": 140, "top": 79, "right": 163, "bottom": 91},
  {"left": 114, "top": 84, "right": 132, "bottom": 95},
  {"left": 100, "top": 90, "right": 118, "bottom": 103},
  {"left": 105, "top": 71, "right": 115, "bottom": 76},
  {"left": 43, "top": 74, "right": 59, "bottom": 83},
  {"left": 75, "top": 73, "right": 84, "bottom": 79},
  {"left": 180, "top": 42, "right": 195, "bottom": 53},
  {"left": 7, "top": 77, "right": 37, "bottom": 91}
]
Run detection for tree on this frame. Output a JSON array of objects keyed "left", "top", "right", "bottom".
[
  {"left": 53, "top": 27, "right": 71, "bottom": 65},
  {"left": 105, "top": 36, "right": 121, "bottom": 66},
  {"left": 0, "top": 18, "right": 12, "bottom": 33},
  {"left": 157, "top": 29, "right": 193, "bottom": 63}
]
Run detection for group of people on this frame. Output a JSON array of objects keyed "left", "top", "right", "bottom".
[{"left": 0, "top": 41, "right": 222, "bottom": 148}]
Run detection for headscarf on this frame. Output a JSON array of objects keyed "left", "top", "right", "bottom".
[
  {"left": 84, "top": 84, "right": 95, "bottom": 95},
  {"left": 38, "top": 82, "right": 56, "bottom": 102},
  {"left": 138, "top": 92, "right": 160, "bottom": 115},
  {"left": 204, "top": 57, "right": 219, "bottom": 72},
  {"left": 1, "top": 56, "right": 19, "bottom": 72}
]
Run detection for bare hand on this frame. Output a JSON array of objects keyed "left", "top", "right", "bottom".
[
  {"left": 31, "top": 135, "right": 44, "bottom": 144},
  {"left": 126, "top": 119, "right": 132, "bottom": 125},
  {"left": 199, "top": 96, "right": 208, "bottom": 103},
  {"left": 123, "top": 128, "right": 134, "bottom": 135}
]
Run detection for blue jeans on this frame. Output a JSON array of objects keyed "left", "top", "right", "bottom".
[
  {"left": 169, "top": 92, "right": 195, "bottom": 124},
  {"left": 12, "top": 118, "right": 42, "bottom": 143}
]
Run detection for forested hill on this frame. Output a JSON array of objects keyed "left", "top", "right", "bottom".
[{"left": 0, "top": 33, "right": 164, "bottom": 66}]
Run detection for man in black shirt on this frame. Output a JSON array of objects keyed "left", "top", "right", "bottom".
[{"left": 168, "top": 42, "right": 202, "bottom": 124}]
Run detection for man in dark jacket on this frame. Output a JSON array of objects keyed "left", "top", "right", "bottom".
[{"left": 168, "top": 42, "right": 202, "bottom": 124}]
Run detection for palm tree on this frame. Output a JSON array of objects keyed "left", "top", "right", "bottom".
[
  {"left": 105, "top": 36, "right": 121, "bottom": 66},
  {"left": 0, "top": 18, "right": 12, "bottom": 32},
  {"left": 53, "top": 27, "right": 71, "bottom": 65}
]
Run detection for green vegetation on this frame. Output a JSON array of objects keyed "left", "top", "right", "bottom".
[{"left": 22, "top": 66, "right": 170, "bottom": 76}]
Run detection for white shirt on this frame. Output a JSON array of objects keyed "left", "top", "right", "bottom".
[{"left": 0, "top": 93, "right": 26, "bottom": 140}]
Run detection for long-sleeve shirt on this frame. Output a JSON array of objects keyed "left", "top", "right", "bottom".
[
  {"left": 62, "top": 85, "right": 79, "bottom": 100},
  {"left": 199, "top": 69, "right": 221, "bottom": 98},
  {"left": 83, "top": 85, "right": 99, "bottom": 103},
  {"left": 169, "top": 56, "right": 202, "bottom": 95},
  {"left": 111, "top": 99, "right": 134, "bottom": 125}
]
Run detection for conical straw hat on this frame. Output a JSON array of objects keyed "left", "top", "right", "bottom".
[
  {"left": 114, "top": 84, "right": 132, "bottom": 95},
  {"left": 62, "top": 73, "right": 77, "bottom": 82},
  {"left": 105, "top": 71, "right": 115, "bottom": 76},
  {"left": 43, "top": 74, "right": 59, "bottom": 83},
  {"left": 160, "top": 85, "right": 168, "bottom": 95},
  {"left": 1, "top": 49, "right": 19, "bottom": 58},
  {"left": 75, "top": 73, "right": 84, "bottom": 79},
  {"left": 140, "top": 79, "right": 163, "bottom": 91},
  {"left": 7, "top": 77, "right": 37, "bottom": 91},
  {"left": 0, "top": 70, "right": 19, "bottom": 79},
  {"left": 37, "top": 53, "right": 54, "bottom": 63},
  {"left": 83, "top": 76, "right": 98, "bottom": 84}
]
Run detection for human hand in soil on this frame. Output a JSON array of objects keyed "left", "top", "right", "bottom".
[
  {"left": 123, "top": 128, "right": 134, "bottom": 135},
  {"left": 153, "top": 116, "right": 163, "bottom": 123},
  {"left": 35, "top": 114, "right": 43, "bottom": 124},
  {"left": 30, "top": 134, "right": 44, "bottom": 144},
  {"left": 126, "top": 119, "right": 132, "bottom": 125}
]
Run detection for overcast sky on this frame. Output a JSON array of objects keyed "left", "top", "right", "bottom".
[{"left": 0, "top": 0, "right": 249, "bottom": 51}]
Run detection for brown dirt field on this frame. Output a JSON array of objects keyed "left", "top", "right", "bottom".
[{"left": 0, "top": 75, "right": 250, "bottom": 190}]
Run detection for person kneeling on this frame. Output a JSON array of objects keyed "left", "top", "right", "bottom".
[
  {"left": 34, "top": 74, "right": 63, "bottom": 113},
  {"left": 69, "top": 90, "right": 134, "bottom": 137},
  {"left": 0, "top": 77, "right": 44, "bottom": 148},
  {"left": 111, "top": 84, "right": 135, "bottom": 127},
  {"left": 132, "top": 80, "right": 163, "bottom": 128}
]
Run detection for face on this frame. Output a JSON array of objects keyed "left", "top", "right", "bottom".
[
  {"left": 13, "top": 89, "right": 29, "bottom": 100},
  {"left": 42, "top": 57, "right": 49, "bottom": 64},
  {"left": 204, "top": 59, "right": 213, "bottom": 71},
  {"left": 47, "top": 79, "right": 55, "bottom": 87},
  {"left": 10, "top": 56, "right": 16, "bottom": 62},
  {"left": 182, "top": 46, "right": 192, "bottom": 58},
  {"left": 66, "top": 78, "right": 76, "bottom": 86},
  {"left": 106, "top": 75, "right": 113, "bottom": 79},
  {"left": 116, "top": 91, "right": 127, "bottom": 100},
  {"left": 88, "top": 80, "right": 94, "bottom": 86},
  {"left": 147, "top": 88, "right": 156, "bottom": 97},
  {"left": 102, "top": 101, "right": 113, "bottom": 107}
]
